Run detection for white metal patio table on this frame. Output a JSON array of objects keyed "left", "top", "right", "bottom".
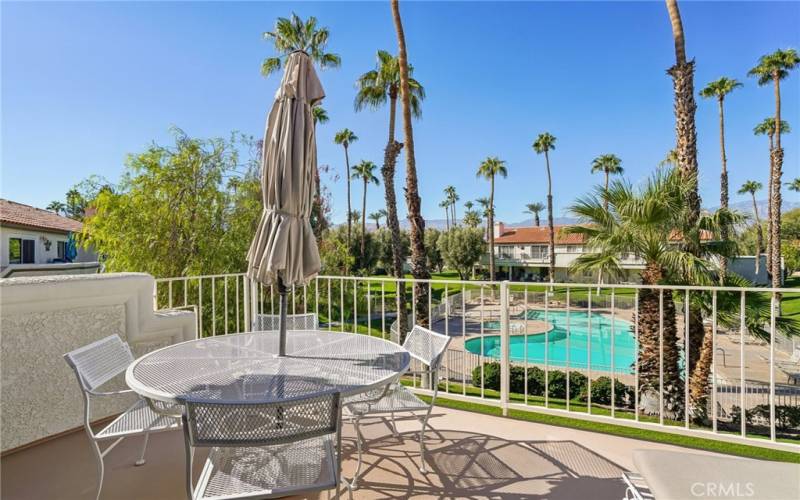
[{"left": 126, "top": 330, "right": 411, "bottom": 405}]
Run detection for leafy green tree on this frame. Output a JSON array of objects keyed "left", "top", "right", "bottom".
[
  {"left": 438, "top": 227, "right": 485, "bottom": 280},
  {"left": 749, "top": 48, "right": 800, "bottom": 288},
  {"left": 738, "top": 180, "right": 765, "bottom": 274},
  {"left": 524, "top": 202, "right": 544, "bottom": 227},
  {"left": 82, "top": 129, "right": 261, "bottom": 278},
  {"left": 374, "top": 228, "right": 409, "bottom": 274},
  {"left": 261, "top": 13, "right": 341, "bottom": 77},
  {"left": 319, "top": 225, "right": 378, "bottom": 275},
  {"left": 476, "top": 157, "right": 507, "bottom": 280},
  {"left": 462, "top": 209, "right": 481, "bottom": 229},
  {"left": 533, "top": 132, "right": 557, "bottom": 282},
  {"left": 783, "top": 208, "right": 800, "bottom": 241},
  {"left": 351, "top": 160, "right": 379, "bottom": 261},
  {"left": 424, "top": 228, "right": 444, "bottom": 272}
]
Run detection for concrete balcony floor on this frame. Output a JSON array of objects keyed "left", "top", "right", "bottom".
[{"left": 2, "top": 405, "right": 727, "bottom": 500}]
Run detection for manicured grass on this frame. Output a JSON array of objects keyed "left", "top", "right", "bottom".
[
  {"left": 781, "top": 276, "right": 800, "bottom": 319},
  {"left": 415, "top": 393, "right": 800, "bottom": 463}
]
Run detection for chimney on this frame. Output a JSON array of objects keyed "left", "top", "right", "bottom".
[{"left": 493, "top": 221, "right": 505, "bottom": 239}]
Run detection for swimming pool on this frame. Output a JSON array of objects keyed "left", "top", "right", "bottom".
[{"left": 465, "top": 309, "right": 636, "bottom": 374}]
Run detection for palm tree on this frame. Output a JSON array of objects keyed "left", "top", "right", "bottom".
[
  {"left": 369, "top": 211, "right": 383, "bottom": 230},
  {"left": 439, "top": 199, "right": 451, "bottom": 230},
  {"left": 311, "top": 104, "right": 329, "bottom": 125},
  {"left": 788, "top": 178, "right": 800, "bottom": 192},
  {"left": 444, "top": 186, "right": 459, "bottom": 226},
  {"left": 464, "top": 200, "right": 474, "bottom": 211},
  {"left": 749, "top": 48, "right": 800, "bottom": 288},
  {"left": 391, "top": 0, "right": 430, "bottom": 327},
  {"left": 476, "top": 157, "right": 508, "bottom": 280},
  {"left": 351, "top": 160, "right": 380, "bottom": 261},
  {"left": 567, "top": 169, "right": 735, "bottom": 418},
  {"left": 754, "top": 117, "right": 790, "bottom": 273},
  {"left": 463, "top": 209, "right": 481, "bottom": 229},
  {"left": 699, "top": 78, "right": 741, "bottom": 211},
  {"left": 533, "top": 133, "right": 557, "bottom": 283},
  {"left": 354, "top": 50, "right": 424, "bottom": 286},
  {"left": 334, "top": 129, "right": 358, "bottom": 266},
  {"left": 700, "top": 77, "right": 742, "bottom": 280},
  {"left": 659, "top": 149, "right": 678, "bottom": 168},
  {"left": 261, "top": 13, "right": 341, "bottom": 77},
  {"left": 46, "top": 201, "right": 66, "bottom": 215},
  {"left": 738, "top": 180, "right": 765, "bottom": 274},
  {"left": 665, "top": 0, "right": 700, "bottom": 230},
  {"left": 590, "top": 154, "right": 624, "bottom": 210},
  {"left": 525, "top": 202, "right": 545, "bottom": 227}
]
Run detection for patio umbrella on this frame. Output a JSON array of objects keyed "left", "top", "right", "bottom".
[
  {"left": 65, "top": 232, "right": 78, "bottom": 262},
  {"left": 246, "top": 50, "right": 323, "bottom": 356}
]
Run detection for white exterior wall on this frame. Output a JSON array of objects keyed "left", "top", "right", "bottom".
[
  {"left": 0, "top": 273, "right": 196, "bottom": 451},
  {"left": 0, "top": 225, "right": 97, "bottom": 268}
]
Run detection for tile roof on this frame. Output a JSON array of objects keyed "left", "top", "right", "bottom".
[
  {"left": 495, "top": 225, "right": 585, "bottom": 245},
  {"left": 0, "top": 199, "right": 83, "bottom": 234},
  {"left": 495, "top": 225, "right": 713, "bottom": 244}
]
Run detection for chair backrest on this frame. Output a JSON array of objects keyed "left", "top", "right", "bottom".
[
  {"left": 182, "top": 390, "right": 340, "bottom": 447},
  {"left": 252, "top": 313, "right": 319, "bottom": 332},
  {"left": 63, "top": 335, "right": 134, "bottom": 392},
  {"left": 402, "top": 325, "right": 451, "bottom": 370}
]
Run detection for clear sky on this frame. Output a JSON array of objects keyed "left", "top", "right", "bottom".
[{"left": 2, "top": 1, "right": 799, "bottom": 224}]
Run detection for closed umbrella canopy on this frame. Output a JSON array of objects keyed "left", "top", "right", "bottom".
[
  {"left": 247, "top": 51, "right": 323, "bottom": 288},
  {"left": 247, "top": 51, "right": 324, "bottom": 356}
]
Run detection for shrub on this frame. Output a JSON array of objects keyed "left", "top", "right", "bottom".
[
  {"left": 585, "top": 376, "right": 634, "bottom": 407},
  {"left": 472, "top": 362, "right": 501, "bottom": 391}
]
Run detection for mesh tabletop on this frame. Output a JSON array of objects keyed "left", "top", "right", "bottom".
[{"left": 126, "top": 331, "right": 411, "bottom": 404}]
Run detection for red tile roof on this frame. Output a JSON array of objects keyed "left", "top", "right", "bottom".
[
  {"left": 0, "top": 199, "right": 83, "bottom": 234},
  {"left": 495, "top": 225, "right": 713, "bottom": 244},
  {"left": 495, "top": 225, "right": 585, "bottom": 245}
]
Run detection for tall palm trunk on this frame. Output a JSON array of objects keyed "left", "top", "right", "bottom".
[
  {"left": 381, "top": 91, "right": 407, "bottom": 336},
  {"left": 344, "top": 143, "right": 353, "bottom": 273},
  {"left": 770, "top": 75, "right": 784, "bottom": 289},
  {"left": 392, "top": 0, "right": 430, "bottom": 327},
  {"left": 766, "top": 133, "right": 774, "bottom": 274},
  {"left": 361, "top": 178, "right": 367, "bottom": 260},
  {"left": 488, "top": 176, "right": 495, "bottom": 280},
  {"left": 452, "top": 202, "right": 457, "bottom": 227},
  {"left": 665, "top": 0, "right": 700, "bottom": 230},
  {"left": 638, "top": 263, "right": 684, "bottom": 419},
  {"left": 534, "top": 213, "right": 540, "bottom": 227},
  {"left": 751, "top": 192, "right": 764, "bottom": 274},
  {"left": 545, "top": 151, "right": 555, "bottom": 283},
  {"left": 717, "top": 96, "right": 729, "bottom": 281},
  {"left": 444, "top": 206, "right": 450, "bottom": 231}
]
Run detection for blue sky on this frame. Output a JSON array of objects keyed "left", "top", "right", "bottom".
[{"left": 3, "top": 1, "right": 799, "bottom": 224}]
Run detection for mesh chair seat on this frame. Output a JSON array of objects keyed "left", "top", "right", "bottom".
[
  {"left": 194, "top": 436, "right": 337, "bottom": 500},
  {"left": 345, "top": 385, "right": 428, "bottom": 416},
  {"left": 96, "top": 399, "right": 181, "bottom": 439}
]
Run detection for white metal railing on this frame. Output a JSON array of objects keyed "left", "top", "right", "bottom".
[{"left": 154, "top": 273, "right": 800, "bottom": 452}]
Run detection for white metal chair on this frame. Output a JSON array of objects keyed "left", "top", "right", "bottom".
[
  {"left": 252, "top": 313, "right": 319, "bottom": 331},
  {"left": 64, "top": 335, "right": 181, "bottom": 500},
  {"left": 345, "top": 325, "right": 451, "bottom": 484},
  {"left": 181, "top": 391, "right": 351, "bottom": 500}
]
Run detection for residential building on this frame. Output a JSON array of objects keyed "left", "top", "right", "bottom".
[{"left": 0, "top": 199, "right": 99, "bottom": 277}]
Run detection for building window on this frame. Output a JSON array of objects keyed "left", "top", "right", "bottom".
[
  {"left": 498, "top": 247, "right": 514, "bottom": 259},
  {"left": 9, "top": 238, "right": 35, "bottom": 264},
  {"left": 57, "top": 241, "right": 67, "bottom": 260},
  {"left": 529, "top": 245, "right": 548, "bottom": 259}
]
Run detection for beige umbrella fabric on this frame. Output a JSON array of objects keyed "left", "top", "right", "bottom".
[{"left": 247, "top": 51, "right": 324, "bottom": 288}]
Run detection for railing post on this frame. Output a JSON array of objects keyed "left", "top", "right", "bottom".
[
  {"left": 243, "top": 275, "right": 251, "bottom": 333},
  {"left": 500, "top": 280, "right": 510, "bottom": 416}
]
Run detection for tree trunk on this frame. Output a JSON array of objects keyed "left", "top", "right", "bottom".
[
  {"left": 392, "top": 0, "right": 429, "bottom": 327},
  {"left": 771, "top": 75, "right": 783, "bottom": 289},
  {"left": 638, "top": 262, "right": 684, "bottom": 419},
  {"left": 535, "top": 213, "right": 540, "bottom": 227},
  {"left": 766, "top": 133, "right": 774, "bottom": 274},
  {"left": 718, "top": 97, "right": 728, "bottom": 281},
  {"left": 689, "top": 322, "right": 714, "bottom": 422},
  {"left": 603, "top": 172, "right": 609, "bottom": 211},
  {"left": 444, "top": 207, "right": 450, "bottom": 231},
  {"left": 361, "top": 179, "right": 367, "bottom": 260},
  {"left": 488, "top": 176, "right": 495, "bottom": 280},
  {"left": 752, "top": 193, "right": 763, "bottom": 275},
  {"left": 452, "top": 203, "right": 457, "bottom": 227},
  {"left": 344, "top": 144, "right": 353, "bottom": 274},
  {"left": 545, "top": 152, "right": 555, "bottom": 283}
]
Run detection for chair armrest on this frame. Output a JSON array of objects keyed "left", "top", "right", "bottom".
[{"left": 87, "top": 388, "right": 135, "bottom": 397}]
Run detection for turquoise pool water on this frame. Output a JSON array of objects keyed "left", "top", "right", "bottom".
[{"left": 465, "top": 310, "right": 635, "bottom": 374}]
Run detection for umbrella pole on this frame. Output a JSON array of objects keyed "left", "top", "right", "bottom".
[{"left": 278, "top": 278, "right": 288, "bottom": 356}]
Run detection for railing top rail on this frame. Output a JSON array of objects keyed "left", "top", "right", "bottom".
[{"left": 155, "top": 273, "right": 798, "bottom": 294}]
